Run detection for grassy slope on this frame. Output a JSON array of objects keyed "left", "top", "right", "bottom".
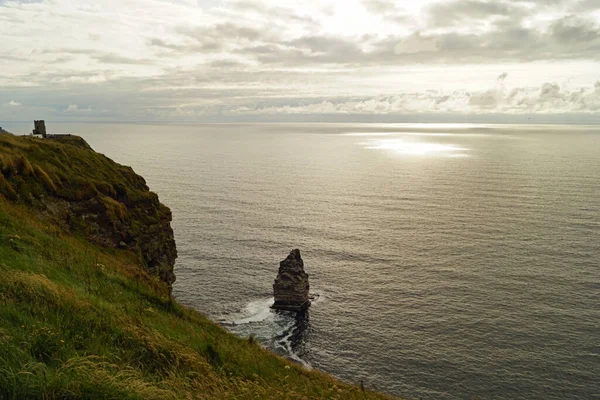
[
  {"left": 0, "top": 137, "right": 395, "bottom": 399},
  {"left": 0, "top": 134, "right": 176, "bottom": 286}
]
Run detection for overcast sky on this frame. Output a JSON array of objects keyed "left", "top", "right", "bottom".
[{"left": 1, "top": 0, "right": 600, "bottom": 122}]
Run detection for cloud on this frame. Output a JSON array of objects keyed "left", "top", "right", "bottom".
[
  {"left": 427, "top": 0, "right": 523, "bottom": 27},
  {"left": 64, "top": 104, "right": 92, "bottom": 113},
  {"left": 39, "top": 48, "right": 153, "bottom": 65},
  {"left": 469, "top": 90, "right": 499, "bottom": 109},
  {"left": 197, "top": 15, "right": 600, "bottom": 67},
  {"left": 1, "top": 0, "right": 600, "bottom": 122},
  {"left": 9, "top": 100, "right": 22, "bottom": 106},
  {"left": 550, "top": 15, "right": 600, "bottom": 44},
  {"left": 361, "top": 0, "right": 411, "bottom": 24},
  {"left": 372, "top": 15, "right": 600, "bottom": 64},
  {"left": 573, "top": 0, "right": 600, "bottom": 11},
  {"left": 93, "top": 54, "right": 153, "bottom": 65},
  {"left": 362, "top": 0, "right": 399, "bottom": 14},
  {"left": 225, "top": 81, "right": 600, "bottom": 115}
]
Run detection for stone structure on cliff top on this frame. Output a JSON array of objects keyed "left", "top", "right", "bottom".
[
  {"left": 32, "top": 120, "right": 47, "bottom": 138},
  {"left": 272, "top": 249, "right": 310, "bottom": 311}
]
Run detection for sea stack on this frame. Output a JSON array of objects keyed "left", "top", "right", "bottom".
[{"left": 272, "top": 249, "right": 310, "bottom": 311}]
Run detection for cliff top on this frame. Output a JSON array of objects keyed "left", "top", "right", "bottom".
[{"left": 0, "top": 134, "right": 177, "bottom": 287}]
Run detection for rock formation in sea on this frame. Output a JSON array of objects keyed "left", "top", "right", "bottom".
[{"left": 272, "top": 249, "right": 310, "bottom": 311}]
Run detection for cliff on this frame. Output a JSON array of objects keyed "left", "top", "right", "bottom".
[
  {"left": 0, "top": 134, "right": 395, "bottom": 399},
  {"left": 0, "top": 134, "right": 176, "bottom": 289}
]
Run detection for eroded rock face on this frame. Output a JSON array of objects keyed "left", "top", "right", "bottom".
[
  {"left": 0, "top": 134, "right": 177, "bottom": 292},
  {"left": 272, "top": 249, "right": 310, "bottom": 311}
]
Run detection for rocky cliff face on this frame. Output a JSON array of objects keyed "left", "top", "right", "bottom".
[
  {"left": 0, "top": 134, "right": 177, "bottom": 290},
  {"left": 272, "top": 249, "right": 310, "bottom": 311}
]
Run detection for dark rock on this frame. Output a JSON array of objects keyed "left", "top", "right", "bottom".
[
  {"left": 272, "top": 249, "right": 310, "bottom": 311},
  {"left": 43, "top": 190, "right": 177, "bottom": 290}
]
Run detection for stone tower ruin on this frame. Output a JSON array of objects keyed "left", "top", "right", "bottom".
[{"left": 32, "top": 120, "right": 47, "bottom": 138}]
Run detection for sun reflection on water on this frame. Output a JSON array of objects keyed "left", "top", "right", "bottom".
[{"left": 361, "top": 138, "right": 470, "bottom": 157}]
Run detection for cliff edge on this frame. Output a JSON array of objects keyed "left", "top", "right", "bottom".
[{"left": 0, "top": 134, "right": 176, "bottom": 289}]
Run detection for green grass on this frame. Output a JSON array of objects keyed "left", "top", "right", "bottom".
[
  {"left": 0, "top": 136, "right": 397, "bottom": 399},
  {"left": 0, "top": 134, "right": 176, "bottom": 287}
]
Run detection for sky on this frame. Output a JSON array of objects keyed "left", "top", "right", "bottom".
[{"left": 1, "top": 0, "right": 600, "bottom": 123}]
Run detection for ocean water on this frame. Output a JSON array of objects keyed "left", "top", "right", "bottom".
[{"left": 5, "top": 122, "right": 599, "bottom": 399}]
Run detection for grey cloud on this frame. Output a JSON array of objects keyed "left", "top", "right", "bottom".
[
  {"left": 288, "top": 36, "right": 363, "bottom": 57},
  {"left": 38, "top": 48, "right": 150, "bottom": 65},
  {"left": 148, "top": 37, "right": 222, "bottom": 53},
  {"left": 241, "top": 44, "right": 276, "bottom": 55},
  {"left": 549, "top": 16, "right": 600, "bottom": 44},
  {"left": 208, "top": 59, "right": 248, "bottom": 68},
  {"left": 0, "top": 53, "right": 29, "bottom": 62},
  {"left": 39, "top": 48, "right": 95, "bottom": 55},
  {"left": 469, "top": 90, "right": 498, "bottom": 108},
  {"left": 148, "top": 38, "right": 185, "bottom": 51},
  {"left": 230, "top": 1, "right": 319, "bottom": 26},
  {"left": 93, "top": 54, "right": 153, "bottom": 65},
  {"left": 371, "top": 16, "right": 600, "bottom": 64},
  {"left": 573, "top": 0, "right": 600, "bottom": 11},
  {"left": 540, "top": 83, "right": 561, "bottom": 99},
  {"left": 435, "top": 95, "right": 451, "bottom": 104},
  {"left": 227, "top": 13, "right": 600, "bottom": 66},
  {"left": 3, "top": 0, "right": 600, "bottom": 123},
  {"left": 49, "top": 56, "right": 75, "bottom": 64},
  {"left": 149, "top": 23, "right": 267, "bottom": 54},
  {"left": 2, "top": 75, "right": 600, "bottom": 122},
  {"left": 19, "top": 14, "right": 600, "bottom": 75},
  {"left": 144, "top": 7, "right": 600, "bottom": 66},
  {"left": 0, "top": 0, "right": 43, "bottom": 3},
  {"left": 227, "top": 81, "right": 600, "bottom": 116},
  {"left": 235, "top": 35, "right": 366, "bottom": 65},
  {"left": 177, "top": 23, "right": 263, "bottom": 42},
  {"left": 427, "top": 0, "right": 524, "bottom": 26},
  {"left": 362, "top": 0, "right": 399, "bottom": 14},
  {"left": 362, "top": 0, "right": 412, "bottom": 25}
]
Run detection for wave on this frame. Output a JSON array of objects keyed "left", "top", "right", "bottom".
[
  {"left": 225, "top": 297, "right": 275, "bottom": 325},
  {"left": 221, "top": 295, "right": 322, "bottom": 370}
]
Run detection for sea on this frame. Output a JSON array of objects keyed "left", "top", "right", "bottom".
[{"left": 3, "top": 122, "right": 599, "bottom": 399}]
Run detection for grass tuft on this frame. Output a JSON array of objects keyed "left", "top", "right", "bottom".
[{"left": 33, "top": 164, "right": 58, "bottom": 193}]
